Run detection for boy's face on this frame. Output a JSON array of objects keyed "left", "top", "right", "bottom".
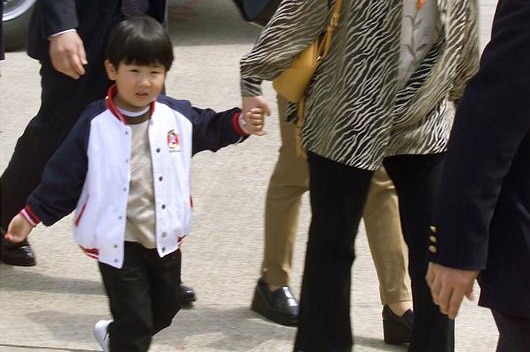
[{"left": 105, "top": 60, "right": 167, "bottom": 112}]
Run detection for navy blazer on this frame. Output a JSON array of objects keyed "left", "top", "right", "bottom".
[
  {"left": 0, "top": 0, "right": 4, "bottom": 60},
  {"left": 27, "top": 0, "right": 166, "bottom": 62},
  {"left": 430, "top": 0, "right": 530, "bottom": 318}
]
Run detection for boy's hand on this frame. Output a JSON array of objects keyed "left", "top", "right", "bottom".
[
  {"left": 241, "top": 96, "right": 270, "bottom": 136},
  {"left": 242, "top": 108, "right": 267, "bottom": 136},
  {"left": 5, "top": 214, "right": 34, "bottom": 244}
]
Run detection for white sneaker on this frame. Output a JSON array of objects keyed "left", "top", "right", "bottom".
[{"left": 93, "top": 319, "right": 111, "bottom": 352}]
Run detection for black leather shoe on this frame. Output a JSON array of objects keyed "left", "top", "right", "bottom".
[
  {"left": 382, "top": 305, "right": 414, "bottom": 345},
  {"left": 251, "top": 278, "right": 298, "bottom": 326},
  {"left": 1, "top": 237, "right": 36, "bottom": 266},
  {"left": 180, "top": 284, "right": 196, "bottom": 306}
]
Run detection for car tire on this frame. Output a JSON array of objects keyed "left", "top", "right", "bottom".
[{"left": 3, "top": 0, "right": 36, "bottom": 51}]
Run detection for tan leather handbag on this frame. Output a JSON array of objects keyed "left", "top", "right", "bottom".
[{"left": 272, "top": 0, "right": 343, "bottom": 103}]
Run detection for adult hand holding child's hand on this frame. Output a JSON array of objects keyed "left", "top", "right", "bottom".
[{"left": 241, "top": 96, "right": 271, "bottom": 136}]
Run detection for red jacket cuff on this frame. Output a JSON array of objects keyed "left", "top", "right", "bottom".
[
  {"left": 20, "top": 205, "right": 41, "bottom": 227},
  {"left": 231, "top": 112, "right": 249, "bottom": 136}
]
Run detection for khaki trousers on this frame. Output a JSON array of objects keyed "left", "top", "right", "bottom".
[{"left": 261, "top": 95, "right": 411, "bottom": 304}]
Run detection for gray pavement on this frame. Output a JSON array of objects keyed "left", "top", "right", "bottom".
[{"left": 0, "top": 1, "right": 500, "bottom": 351}]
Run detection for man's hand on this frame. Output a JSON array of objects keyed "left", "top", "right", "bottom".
[
  {"left": 49, "top": 31, "right": 87, "bottom": 79},
  {"left": 4, "top": 214, "right": 34, "bottom": 244},
  {"left": 426, "top": 262, "right": 479, "bottom": 319}
]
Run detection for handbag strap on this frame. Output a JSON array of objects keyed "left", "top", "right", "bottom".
[
  {"left": 295, "top": 0, "right": 344, "bottom": 159},
  {"left": 318, "top": 0, "right": 344, "bottom": 60}
]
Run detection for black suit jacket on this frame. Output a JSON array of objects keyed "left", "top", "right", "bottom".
[
  {"left": 27, "top": 0, "right": 166, "bottom": 62},
  {"left": 430, "top": 0, "right": 530, "bottom": 318},
  {"left": 0, "top": 0, "right": 4, "bottom": 60}
]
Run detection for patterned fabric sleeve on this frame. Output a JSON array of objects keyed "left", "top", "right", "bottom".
[
  {"left": 448, "top": 0, "right": 480, "bottom": 106},
  {"left": 240, "top": 0, "right": 329, "bottom": 97}
]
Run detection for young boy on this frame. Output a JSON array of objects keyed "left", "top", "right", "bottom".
[{"left": 4, "top": 16, "right": 265, "bottom": 352}]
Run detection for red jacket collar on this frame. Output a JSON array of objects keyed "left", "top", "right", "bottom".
[{"left": 105, "top": 84, "right": 155, "bottom": 124}]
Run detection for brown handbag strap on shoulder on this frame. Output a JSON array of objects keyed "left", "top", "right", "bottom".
[
  {"left": 295, "top": 0, "right": 344, "bottom": 159},
  {"left": 297, "top": 0, "right": 344, "bottom": 122},
  {"left": 318, "top": 0, "right": 344, "bottom": 60}
]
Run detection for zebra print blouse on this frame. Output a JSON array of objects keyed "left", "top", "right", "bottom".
[{"left": 240, "top": 0, "right": 479, "bottom": 170}]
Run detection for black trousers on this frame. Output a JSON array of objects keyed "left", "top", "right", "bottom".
[
  {"left": 293, "top": 152, "right": 454, "bottom": 352},
  {"left": 492, "top": 310, "right": 530, "bottom": 352},
  {"left": 0, "top": 0, "right": 126, "bottom": 231},
  {"left": 0, "top": 58, "right": 112, "bottom": 230},
  {"left": 99, "top": 242, "right": 182, "bottom": 352}
]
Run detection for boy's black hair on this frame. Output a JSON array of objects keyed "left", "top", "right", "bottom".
[{"left": 105, "top": 16, "right": 174, "bottom": 71}]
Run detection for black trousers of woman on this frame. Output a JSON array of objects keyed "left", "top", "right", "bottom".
[{"left": 293, "top": 151, "right": 454, "bottom": 352}]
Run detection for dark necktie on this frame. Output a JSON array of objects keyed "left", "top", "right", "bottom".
[{"left": 121, "top": 0, "right": 150, "bottom": 18}]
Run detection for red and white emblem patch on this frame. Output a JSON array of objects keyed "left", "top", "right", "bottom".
[{"left": 167, "top": 129, "right": 180, "bottom": 152}]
